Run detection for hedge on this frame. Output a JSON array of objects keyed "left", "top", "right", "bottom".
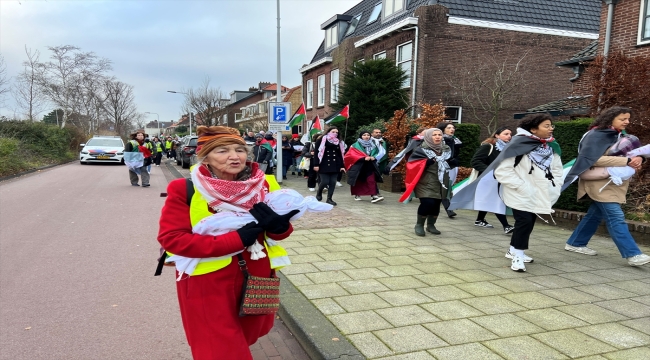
[
  {"left": 551, "top": 118, "right": 593, "bottom": 212},
  {"left": 0, "top": 121, "right": 84, "bottom": 177},
  {"left": 455, "top": 123, "right": 481, "bottom": 168}
]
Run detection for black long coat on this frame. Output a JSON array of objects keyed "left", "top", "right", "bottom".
[{"left": 312, "top": 139, "right": 344, "bottom": 174}]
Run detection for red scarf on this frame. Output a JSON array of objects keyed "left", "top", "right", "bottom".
[{"left": 190, "top": 162, "right": 267, "bottom": 212}]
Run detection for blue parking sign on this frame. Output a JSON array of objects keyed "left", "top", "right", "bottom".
[{"left": 273, "top": 106, "right": 286, "bottom": 122}]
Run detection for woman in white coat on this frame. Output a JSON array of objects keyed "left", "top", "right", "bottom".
[{"left": 494, "top": 114, "right": 563, "bottom": 272}]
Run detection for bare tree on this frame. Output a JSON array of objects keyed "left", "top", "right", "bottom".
[
  {"left": 446, "top": 51, "right": 529, "bottom": 134},
  {"left": 103, "top": 79, "right": 138, "bottom": 138},
  {"left": 182, "top": 76, "right": 228, "bottom": 127},
  {"left": 0, "top": 54, "right": 9, "bottom": 102},
  {"left": 36, "top": 45, "right": 111, "bottom": 128},
  {"left": 13, "top": 46, "right": 48, "bottom": 121}
]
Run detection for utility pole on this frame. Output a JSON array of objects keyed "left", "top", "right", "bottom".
[{"left": 276, "top": 0, "right": 283, "bottom": 183}]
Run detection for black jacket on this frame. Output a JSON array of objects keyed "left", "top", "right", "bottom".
[
  {"left": 470, "top": 143, "right": 500, "bottom": 175},
  {"left": 312, "top": 139, "right": 344, "bottom": 173},
  {"left": 443, "top": 136, "right": 462, "bottom": 169},
  {"left": 252, "top": 142, "right": 273, "bottom": 164}
]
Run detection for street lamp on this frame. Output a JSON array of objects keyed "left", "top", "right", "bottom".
[
  {"left": 167, "top": 90, "right": 192, "bottom": 136},
  {"left": 144, "top": 112, "right": 160, "bottom": 137}
]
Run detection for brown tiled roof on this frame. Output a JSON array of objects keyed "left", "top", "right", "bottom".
[{"left": 514, "top": 95, "right": 592, "bottom": 119}]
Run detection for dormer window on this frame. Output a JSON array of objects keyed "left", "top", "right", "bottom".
[
  {"left": 345, "top": 13, "right": 363, "bottom": 36},
  {"left": 367, "top": 3, "right": 382, "bottom": 24},
  {"left": 325, "top": 26, "right": 338, "bottom": 49},
  {"left": 384, "top": 0, "right": 405, "bottom": 19}
]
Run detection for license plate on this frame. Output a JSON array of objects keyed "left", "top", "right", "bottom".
[{"left": 97, "top": 155, "right": 110, "bottom": 159}]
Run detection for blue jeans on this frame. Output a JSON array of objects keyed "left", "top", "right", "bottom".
[{"left": 566, "top": 201, "right": 641, "bottom": 258}]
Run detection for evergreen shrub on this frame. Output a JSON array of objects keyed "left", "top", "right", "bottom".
[{"left": 455, "top": 123, "right": 481, "bottom": 168}]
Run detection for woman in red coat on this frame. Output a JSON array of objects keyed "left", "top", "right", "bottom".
[{"left": 158, "top": 125, "right": 295, "bottom": 359}]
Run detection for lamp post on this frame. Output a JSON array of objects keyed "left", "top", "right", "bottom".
[
  {"left": 144, "top": 112, "right": 160, "bottom": 137},
  {"left": 167, "top": 90, "right": 191, "bottom": 135}
]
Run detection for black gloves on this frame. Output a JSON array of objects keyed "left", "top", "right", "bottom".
[
  {"left": 236, "top": 222, "right": 264, "bottom": 247},
  {"left": 250, "top": 202, "right": 299, "bottom": 234}
]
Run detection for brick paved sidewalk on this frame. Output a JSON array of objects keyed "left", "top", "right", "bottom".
[
  {"left": 250, "top": 318, "right": 310, "bottom": 360},
  {"left": 277, "top": 175, "right": 650, "bottom": 360}
]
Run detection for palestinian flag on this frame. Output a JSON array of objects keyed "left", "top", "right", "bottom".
[
  {"left": 308, "top": 116, "right": 322, "bottom": 139},
  {"left": 288, "top": 103, "right": 306, "bottom": 128},
  {"left": 324, "top": 104, "right": 349, "bottom": 124}
]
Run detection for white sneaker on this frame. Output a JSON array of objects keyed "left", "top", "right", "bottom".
[
  {"left": 565, "top": 244, "right": 598, "bottom": 256},
  {"left": 371, "top": 195, "right": 384, "bottom": 203},
  {"left": 511, "top": 257, "right": 526, "bottom": 272},
  {"left": 628, "top": 254, "right": 650, "bottom": 266},
  {"left": 336, "top": 182, "right": 343, "bottom": 187},
  {"left": 505, "top": 250, "right": 533, "bottom": 263},
  {"left": 354, "top": 196, "right": 361, "bottom": 201},
  {"left": 308, "top": 188, "right": 315, "bottom": 192},
  {"left": 504, "top": 226, "right": 515, "bottom": 234},
  {"left": 474, "top": 220, "right": 494, "bottom": 228}
]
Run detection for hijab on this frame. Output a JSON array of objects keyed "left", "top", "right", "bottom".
[
  {"left": 356, "top": 131, "right": 375, "bottom": 155},
  {"left": 423, "top": 128, "right": 444, "bottom": 155}
]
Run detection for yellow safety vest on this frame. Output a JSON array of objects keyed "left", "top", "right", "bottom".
[
  {"left": 169, "top": 173, "right": 289, "bottom": 276},
  {"left": 156, "top": 142, "right": 163, "bottom": 152},
  {"left": 165, "top": 140, "right": 172, "bottom": 149}
]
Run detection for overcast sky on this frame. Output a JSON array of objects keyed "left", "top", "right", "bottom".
[{"left": 0, "top": 0, "right": 358, "bottom": 122}]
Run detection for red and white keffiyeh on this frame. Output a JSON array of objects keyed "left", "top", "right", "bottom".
[{"left": 190, "top": 163, "right": 266, "bottom": 213}]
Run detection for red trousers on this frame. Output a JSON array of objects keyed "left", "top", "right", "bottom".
[{"left": 175, "top": 255, "right": 275, "bottom": 360}]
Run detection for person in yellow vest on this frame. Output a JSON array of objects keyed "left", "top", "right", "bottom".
[
  {"left": 165, "top": 136, "right": 174, "bottom": 159},
  {"left": 152, "top": 136, "right": 164, "bottom": 166},
  {"left": 157, "top": 125, "right": 294, "bottom": 360},
  {"left": 125, "top": 130, "right": 153, "bottom": 186}
]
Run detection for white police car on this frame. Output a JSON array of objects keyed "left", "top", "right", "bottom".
[{"left": 79, "top": 136, "right": 125, "bottom": 164}]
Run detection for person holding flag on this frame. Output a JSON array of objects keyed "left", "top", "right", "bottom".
[{"left": 345, "top": 130, "right": 384, "bottom": 202}]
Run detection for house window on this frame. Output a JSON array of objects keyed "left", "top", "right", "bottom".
[
  {"left": 258, "top": 102, "right": 266, "bottom": 114},
  {"left": 384, "top": 0, "right": 404, "bottom": 19},
  {"left": 397, "top": 41, "right": 413, "bottom": 88},
  {"left": 325, "top": 26, "right": 338, "bottom": 49},
  {"left": 444, "top": 106, "right": 462, "bottom": 123},
  {"left": 317, "top": 74, "right": 326, "bottom": 107},
  {"left": 345, "top": 13, "right": 363, "bottom": 36},
  {"left": 330, "top": 69, "right": 340, "bottom": 103},
  {"left": 306, "top": 79, "right": 313, "bottom": 109},
  {"left": 640, "top": 0, "right": 650, "bottom": 43},
  {"left": 367, "top": 3, "right": 382, "bottom": 24},
  {"left": 235, "top": 113, "right": 243, "bottom": 122},
  {"left": 374, "top": 52, "right": 386, "bottom": 60}
]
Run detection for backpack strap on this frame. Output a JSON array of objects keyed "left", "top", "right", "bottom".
[
  {"left": 155, "top": 178, "right": 194, "bottom": 277},
  {"left": 185, "top": 178, "right": 194, "bottom": 207},
  {"left": 513, "top": 154, "right": 524, "bottom": 168}
]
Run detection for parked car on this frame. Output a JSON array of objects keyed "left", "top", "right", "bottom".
[
  {"left": 79, "top": 136, "right": 125, "bottom": 165},
  {"left": 175, "top": 135, "right": 198, "bottom": 169}
]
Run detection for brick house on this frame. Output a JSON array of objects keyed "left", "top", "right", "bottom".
[
  {"left": 517, "top": 0, "right": 649, "bottom": 119},
  {"left": 300, "top": 0, "right": 601, "bottom": 133},
  {"left": 209, "top": 82, "right": 289, "bottom": 130}
]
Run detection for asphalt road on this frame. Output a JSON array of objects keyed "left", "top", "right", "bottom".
[{"left": 0, "top": 163, "right": 191, "bottom": 360}]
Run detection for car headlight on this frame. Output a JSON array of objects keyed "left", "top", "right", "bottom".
[
  {"left": 116, "top": 152, "right": 123, "bottom": 155},
  {"left": 81, "top": 151, "right": 89, "bottom": 154}
]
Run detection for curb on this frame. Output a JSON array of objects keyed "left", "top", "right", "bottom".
[
  {"left": 0, "top": 160, "right": 76, "bottom": 183},
  {"left": 277, "top": 272, "right": 364, "bottom": 360},
  {"left": 163, "top": 160, "right": 363, "bottom": 360}
]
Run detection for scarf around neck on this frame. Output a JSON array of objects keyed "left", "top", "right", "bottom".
[
  {"left": 421, "top": 142, "right": 452, "bottom": 189},
  {"left": 444, "top": 133, "right": 462, "bottom": 145},
  {"left": 495, "top": 139, "right": 508, "bottom": 152},
  {"left": 190, "top": 162, "right": 266, "bottom": 213},
  {"left": 356, "top": 138, "right": 376, "bottom": 155},
  {"left": 318, "top": 132, "right": 346, "bottom": 162},
  {"left": 525, "top": 131, "right": 555, "bottom": 172}
]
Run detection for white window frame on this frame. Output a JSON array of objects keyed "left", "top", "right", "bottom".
[
  {"left": 383, "top": 0, "right": 405, "bottom": 20},
  {"left": 325, "top": 25, "right": 338, "bottom": 49},
  {"left": 330, "top": 69, "right": 340, "bottom": 104},
  {"left": 444, "top": 106, "right": 462, "bottom": 123},
  {"left": 235, "top": 113, "right": 243, "bottom": 122},
  {"left": 396, "top": 41, "right": 413, "bottom": 88},
  {"left": 373, "top": 51, "right": 386, "bottom": 60},
  {"left": 306, "top": 79, "right": 314, "bottom": 109},
  {"left": 317, "top": 74, "right": 326, "bottom": 107},
  {"left": 639, "top": 0, "right": 650, "bottom": 45}
]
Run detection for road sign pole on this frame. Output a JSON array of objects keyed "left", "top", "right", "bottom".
[{"left": 276, "top": 0, "right": 282, "bottom": 184}]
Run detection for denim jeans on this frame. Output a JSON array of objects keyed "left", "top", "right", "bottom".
[{"left": 566, "top": 201, "right": 641, "bottom": 258}]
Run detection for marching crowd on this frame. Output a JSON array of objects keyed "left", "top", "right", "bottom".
[{"left": 130, "top": 106, "right": 649, "bottom": 359}]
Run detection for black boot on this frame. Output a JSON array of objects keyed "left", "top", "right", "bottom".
[
  {"left": 316, "top": 190, "right": 323, "bottom": 201},
  {"left": 426, "top": 215, "right": 441, "bottom": 235},
  {"left": 326, "top": 196, "right": 337, "bottom": 206},
  {"left": 414, "top": 215, "right": 426, "bottom": 236},
  {"left": 446, "top": 210, "right": 457, "bottom": 218}
]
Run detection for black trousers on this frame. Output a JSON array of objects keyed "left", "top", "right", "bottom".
[
  {"left": 307, "top": 166, "right": 319, "bottom": 188},
  {"left": 476, "top": 211, "right": 510, "bottom": 228},
  {"left": 417, "top": 198, "right": 442, "bottom": 217},
  {"left": 154, "top": 153, "right": 162, "bottom": 166},
  {"left": 511, "top": 209, "right": 538, "bottom": 250},
  {"left": 318, "top": 172, "right": 338, "bottom": 199}
]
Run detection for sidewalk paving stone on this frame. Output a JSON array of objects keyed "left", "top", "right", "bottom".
[
  {"left": 531, "top": 329, "right": 617, "bottom": 358},
  {"left": 268, "top": 177, "right": 650, "bottom": 359}
]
